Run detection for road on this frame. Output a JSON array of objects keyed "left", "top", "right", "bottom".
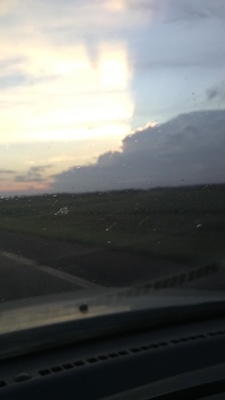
[
  {"left": 0, "top": 229, "right": 224, "bottom": 302},
  {"left": 0, "top": 252, "right": 87, "bottom": 302}
]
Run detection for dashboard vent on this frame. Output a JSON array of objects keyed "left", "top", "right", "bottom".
[
  {"left": 36, "top": 329, "right": 225, "bottom": 378},
  {"left": 1, "top": 327, "right": 225, "bottom": 390}
]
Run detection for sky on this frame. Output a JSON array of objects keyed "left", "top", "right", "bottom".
[{"left": 1, "top": 0, "right": 225, "bottom": 195}]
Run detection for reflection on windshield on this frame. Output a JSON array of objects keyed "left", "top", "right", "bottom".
[{"left": 0, "top": 0, "right": 225, "bottom": 304}]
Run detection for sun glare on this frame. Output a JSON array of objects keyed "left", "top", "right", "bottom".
[
  {"left": 104, "top": 0, "right": 126, "bottom": 12},
  {"left": 98, "top": 51, "right": 130, "bottom": 90},
  {"left": 0, "top": 40, "right": 133, "bottom": 143}
]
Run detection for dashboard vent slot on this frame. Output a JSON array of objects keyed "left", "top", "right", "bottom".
[
  {"left": 98, "top": 355, "right": 109, "bottom": 360},
  {"left": 87, "top": 358, "right": 98, "bottom": 363},
  {"left": 51, "top": 366, "right": 63, "bottom": 373},
  {"left": 39, "top": 369, "right": 51, "bottom": 376},
  {"left": 208, "top": 330, "right": 225, "bottom": 336},
  {"left": 62, "top": 363, "right": 73, "bottom": 370},
  {"left": 73, "top": 360, "right": 85, "bottom": 367}
]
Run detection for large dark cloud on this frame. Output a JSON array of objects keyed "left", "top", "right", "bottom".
[
  {"left": 51, "top": 109, "right": 225, "bottom": 193},
  {"left": 15, "top": 165, "right": 52, "bottom": 183}
]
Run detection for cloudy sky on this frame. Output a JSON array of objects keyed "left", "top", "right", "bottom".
[{"left": 1, "top": 0, "right": 225, "bottom": 195}]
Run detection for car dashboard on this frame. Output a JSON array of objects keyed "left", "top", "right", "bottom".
[{"left": 1, "top": 311, "right": 225, "bottom": 399}]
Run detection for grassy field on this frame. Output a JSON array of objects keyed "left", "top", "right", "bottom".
[{"left": 0, "top": 184, "right": 225, "bottom": 264}]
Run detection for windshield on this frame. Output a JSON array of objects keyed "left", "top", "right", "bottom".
[{"left": 1, "top": 0, "right": 225, "bottom": 344}]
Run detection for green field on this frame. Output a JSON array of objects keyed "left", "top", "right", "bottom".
[{"left": 0, "top": 184, "right": 225, "bottom": 265}]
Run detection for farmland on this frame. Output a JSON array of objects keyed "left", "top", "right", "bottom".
[{"left": 0, "top": 184, "right": 225, "bottom": 265}]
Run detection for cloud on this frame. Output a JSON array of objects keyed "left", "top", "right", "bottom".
[
  {"left": 119, "top": 0, "right": 225, "bottom": 23},
  {"left": 51, "top": 109, "right": 225, "bottom": 193},
  {"left": 0, "top": 65, "right": 61, "bottom": 91},
  {"left": 0, "top": 56, "right": 25, "bottom": 71},
  {"left": 158, "top": 0, "right": 225, "bottom": 22},
  {"left": 15, "top": 165, "right": 52, "bottom": 183},
  {"left": 0, "top": 73, "right": 27, "bottom": 90},
  {"left": 0, "top": 169, "right": 15, "bottom": 174},
  {"left": 124, "top": 1, "right": 225, "bottom": 85},
  {"left": 0, "top": 169, "right": 15, "bottom": 181},
  {"left": 206, "top": 82, "right": 225, "bottom": 102}
]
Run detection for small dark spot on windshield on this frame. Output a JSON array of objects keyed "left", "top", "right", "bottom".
[{"left": 79, "top": 304, "right": 88, "bottom": 313}]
